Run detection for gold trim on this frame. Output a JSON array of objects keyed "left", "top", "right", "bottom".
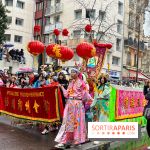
[
  {"left": 55, "top": 88, "right": 60, "bottom": 120},
  {"left": 0, "top": 110, "right": 59, "bottom": 122}
]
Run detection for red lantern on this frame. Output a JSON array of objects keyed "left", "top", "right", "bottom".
[
  {"left": 76, "top": 42, "right": 96, "bottom": 59},
  {"left": 85, "top": 24, "right": 92, "bottom": 32},
  {"left": 106, "top": 43, "right": 112, "bottom": 49},
  {"left": 62, "top": 28, "right": 69, "bottom": 36},
  {"left": 46, "top": 44, "right": 57, "bottom": 57},
  {"left": 27, "top": 41, "right": 45, "bottom": 56},
  {"left": 94, "top": 42, "right": 112, "bottom": 49},
  {"left": 60, "top": 46, "right": 74, "bottom": 61},
  {"left": 53, "top": 29, "right": 60, "bottom": 36},
  {"left": 34, "top": 25, "right": 41, "bottom": 33}
]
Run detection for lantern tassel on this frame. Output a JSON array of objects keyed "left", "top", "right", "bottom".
[{"left": 33, "top": 56, "right": 38, "bottom": 69}]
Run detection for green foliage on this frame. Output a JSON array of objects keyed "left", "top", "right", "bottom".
[{"left": 0, "top": 1, "right": 8, "bottom": 44}]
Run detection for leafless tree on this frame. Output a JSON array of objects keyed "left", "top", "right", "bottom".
[{"left": 69, "top": 0, "right": 119, "bottom": 44}]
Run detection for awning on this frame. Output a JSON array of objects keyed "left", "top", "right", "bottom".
[{"left": 122, "top": 69, "right": 149, "bottom": 80}]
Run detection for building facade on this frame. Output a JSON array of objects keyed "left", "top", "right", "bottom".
[
  {"left": 142, "top": 36, "right": 150, "bottom": 78},
  {"left": 34, "top": 0, "right": 124, "bottom": 79},
  {"left": 122, "top": 0, "right": 149, "bottom": 80},
  {"left": 0, "top": 0, "right": 35, "bottom": 73}
]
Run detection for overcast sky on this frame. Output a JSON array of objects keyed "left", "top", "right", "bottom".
[{"left": 144, "top": 2, "right": 150, "bottom": 36}]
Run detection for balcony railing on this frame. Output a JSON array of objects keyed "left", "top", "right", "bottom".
[
  {"left": 44, "top": 22, "right": 63, "bottom": 34},
  {"left": 45, "top": 3, "right": 63, "bottom": 16},
  {"left": 124, "top": 38, "right": 145, "bottom": 51}
]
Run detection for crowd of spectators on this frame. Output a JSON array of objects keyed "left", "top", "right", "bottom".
[{"left": 0, "top": 45, "right": 25, "bottom": 64}]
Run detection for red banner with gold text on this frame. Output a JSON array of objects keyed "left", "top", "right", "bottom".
[{"left": 0, "top": 86, "right": 63, "bottom": 123}]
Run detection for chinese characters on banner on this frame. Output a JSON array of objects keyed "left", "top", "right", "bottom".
[
  {"left": 116, "top": 89, "right": 147, "bottom": 120},
  {"left": 0, "top": 86, "right": 63, "bottom": 122}
]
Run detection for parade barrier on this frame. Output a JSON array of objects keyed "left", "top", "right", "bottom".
[
  {"left": 109, "top": 86, "right": 147, "bottom": 126},
  {"left": 0, "top": 85, "right": 64, "bottom": 123}
]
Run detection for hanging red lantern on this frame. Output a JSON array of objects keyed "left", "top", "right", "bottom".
[
  {"left": 94, "top": 43, "right": 112, "bottom": 49},
  {"left": 27, "top": 41, "right": 45, "bottom": 56},
  {"left": 60, "top": 46, "right": 74, "bottom": 61},
  {"left": 34, "top": 25, "right": 41, "bottom": 33},
  {"left": 46, "top": 44, "right": 61, "bottom": 58},
  {"left": 62, "top": 28, "right": 69, "bottom": 36},
  {"left": 53, "top": 29, "right": 60, "bottom": 36},
  {"left": 106, "top": 43, "right": 112, "bottom": 49},
  {"left": 76, "top": 42, "right": 96, "bottom": 59},
  {"left": 85, "top": 24, "right": 92, "bottom": 32}
]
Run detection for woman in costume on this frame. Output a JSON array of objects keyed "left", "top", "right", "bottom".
[
  {"left": 55, "top": 68, "right": 93, "bottom": 148},
  {"left": 91, "top": 76, "right": 111, "bottom": 122},
  {"left": 90, "top": 75, "right": 111, "bottom": 145}
]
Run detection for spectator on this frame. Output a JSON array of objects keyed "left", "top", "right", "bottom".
[
  {"left": 144, "top": 80, "right": 150, "bottom": 96},
  {"left": 19, "top": 49, "right": 25, "bottom": 64},
  {"left": 0, "top": 75, "right": 4, "bottom": 86}
]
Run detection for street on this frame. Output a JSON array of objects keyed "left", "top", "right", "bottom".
[
  {"left": 0, "top": 116, "right": 150, "bottom": 150},
  {"left": 0, "top": 122, "right": 57, "bottom": 150}
]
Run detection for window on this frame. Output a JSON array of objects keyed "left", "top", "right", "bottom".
[
  {"left": 112, "top": 56, "right": 120, "bottom": 65},
  {"left": 116, "top": 38, "right": 121, "bottom": 51},
  {"left": 54, "top": 15, "right": 60, "bottom": 23},
  {"left": 135, "top": 17, "right": 140, "bottom": 30},
  {"left": 99, "top": 10, "right": 106, "bottom": 21},
  {"left": 117, "top": 20, "right": 122, "bottom": 33},
  {"left": 16, "top": 1, "right": 24, "bottom": 9},
  {"left": 44, "top": 35, "right": 49, "bottom": 44},
  {"left": 15, "top": 18, "right": 24, "bottom": 26},
  {"left": 73, "top": 30, "right": 81, "bottom": 38},
  {"left": 5, "top": 34, "right": 11, "bottom": 41},
  {"left": 74, "top": 9, "right": 82, "bottom": 19},
  {"left": 84, "top": 30, "right": 94, "bottom": 39},
  {"left": 14, "top": 35, "right": 22, "bottom": 43},
  {"left": 47, "top": 0, "right": 51, "bottom": 7},
  {"left": 45, "top": 17, "right": 50, "bottom": 25},
  {"left": 129, "top": 13, "right": 134, "bottom": 28},
  {"left": 86, "top": 9, "right": 95, "bottom": 19},
  {"left": 7, "top": 16, "right": 12, "bottom": 24},
  {"left": 118, "top": 1, "right": 123, "bottom": 15},
  {"left": 36, "top": 2, "right": 43, "bottom": 11},
  {"left": 5, "top": 0, "right": 13, "bottom": 6},
  {"left": 126, "top": 52, "right": 131, "bottom": 66},
  {"left": 56, "top": 0, "right": 60, "bottom": 3},
  {"left": 129, "top": 0, "right": 134, "bottom": 8}
]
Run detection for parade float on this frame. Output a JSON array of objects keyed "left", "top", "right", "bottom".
[{"left": 0, "top": 24, "right": 147, "bottom": 127}]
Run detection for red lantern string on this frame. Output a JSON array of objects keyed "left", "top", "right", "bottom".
[
  {"left": 53, "top": 29, "right": 60, "bottom": 36},
  {"left": 85, "top": 24, "right": 92, "bottom": 32},
  {"left": 27, "top": 41, "right": 44, "bottom": 56},
  {"left": 62, "top": 28, "right": 69, "bottom": 36},
  {"left": 34, "top": 25, "right": 41, "bottom": 33},
  {"left": 76, "top": 42, "right": 96, "bottom": 59}
]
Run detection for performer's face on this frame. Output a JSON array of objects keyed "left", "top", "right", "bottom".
[
  {"left": 101, "top": 77, "right": 105, "bottom": 84},
  {"left": 71, "top": 71, "right": 78, "bottom": 79}
]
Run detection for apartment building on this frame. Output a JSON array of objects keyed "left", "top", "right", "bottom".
[
  {"left": 122, "top": 0, "right": 149, "bottom": 80},
  {"left": 34, "top": 0, "right": 124, "bottom": 79},
  {"left": 1, "top": 0, "right": 35, "bottom": 73}
]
